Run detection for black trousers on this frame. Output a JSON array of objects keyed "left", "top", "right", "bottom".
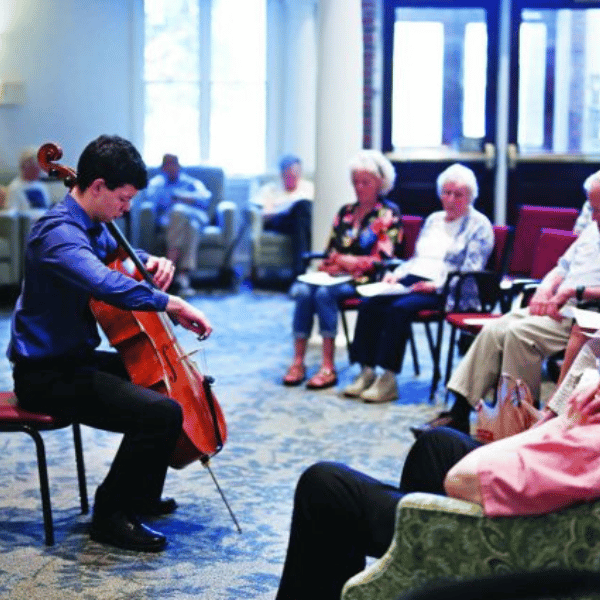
[
  {"left": 13, "top": 350, "right": 183, "bottom": 516},
  {"left": 275, "top": 428, "right": 481, "bottom": 600},
  {"left": 350, "top": 291, "right": 443, "bottom": 372},
  {"left": 263, "top": 199, "right": 312, "bottom": 276}
]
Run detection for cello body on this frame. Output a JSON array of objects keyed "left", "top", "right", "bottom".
[
  {"left": 37, "top": 141, "right": 227, "bottom": 471},
  {"left": 89, "top": 254, "right": 227, "bottom": 469}
]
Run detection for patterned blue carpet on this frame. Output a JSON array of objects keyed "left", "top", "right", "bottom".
[{"left": 0, "top": 289, "right": 442, "bottom": 600}]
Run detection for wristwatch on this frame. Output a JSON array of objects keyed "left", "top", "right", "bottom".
[{"left": 576, "top": 285, "right": 586, "bottom": 302}]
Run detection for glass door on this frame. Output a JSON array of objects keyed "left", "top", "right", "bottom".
[
  {"left": 382, "top": 0, "right": 600, "bottom": 224},
  {"left": 507, "top": 0, "right": 600, "bottom": 223},
  {"left": 382, "top": 0, "right": 500, "bottom": 219}
]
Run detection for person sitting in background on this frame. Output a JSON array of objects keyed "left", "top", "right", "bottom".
[
  {"left": 3, "top": 147, "right": 51, "bottom": 211},
  {"left": 345, "top": 163, "right": 493, "bottom": 403},
  {"left": 412, "top": 172, "right": 600, "bottom": 438},
  {"left": 572, "top": 169, "right": 600, "bottom": 235},
  {"left": 275, "top": 335, "right": 600, "bottom": 600},
  {"left": 283, "top": 149, "right": 403, "bottom": 389},
  {"left": 146, "top": 153, "right": 212, "bottom": 296},
  {"left": 251, "top": 154, "right": 314, "bottom": 277}
]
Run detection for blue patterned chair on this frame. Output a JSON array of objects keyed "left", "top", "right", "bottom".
[{"left": 342, "top": 492, "right": 600, "bottom": 600}]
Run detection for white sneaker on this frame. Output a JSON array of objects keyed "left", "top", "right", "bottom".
[
  {"left": 360, "top": 371, "right": 399, "bottom": 403},
  {"left": 344, "top": 367, "right": 376, "bottom": 397}
]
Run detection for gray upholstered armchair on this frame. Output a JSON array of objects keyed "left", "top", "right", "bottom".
[
  {"left": 342, "top": 492, "right": 600, "bottom": 600},
  {"left": 0, "top": 211, "right": 21, "bottom": 287},
  {"left": 248, "top": 203, "right": 295, "bottom": 281},
  {"left": 131, "top": 165, "right": 237, "bottom": 286}
]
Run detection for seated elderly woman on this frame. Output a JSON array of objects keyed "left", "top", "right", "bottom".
[
  {"left": 275, "top": 334, "right": 600, "bottom": 600},
  {"left": 283, "top": 149, "right": 403, "bottom": 389},
  {"left": 345, "top": 163, "right": 494, "bottom": 403}
]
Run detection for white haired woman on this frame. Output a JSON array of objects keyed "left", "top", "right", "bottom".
[
  {"left": 345, "top": 163, "right": 494, "bottom": 403},
  {"left": 283, "top": 149, "right": 403, "bottom": 389}
]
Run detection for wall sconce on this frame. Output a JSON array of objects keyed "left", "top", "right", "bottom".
[{"left": 0, "top": 80, "right": 25, "bottom": 105}]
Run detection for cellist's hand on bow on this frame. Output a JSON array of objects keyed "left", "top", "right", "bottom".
[
  {"left": 145, "top": 256, "right": 175, "bottom": 291},
  {"left": 166, "top": 296, "right": 213, "bottom": 339}
]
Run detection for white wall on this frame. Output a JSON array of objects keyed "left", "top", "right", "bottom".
[
  {"left": 0, "top": 0, "right": 141, "bottom": 172},
  {"left": 0, "top": 0, "right": 364, "bottom": 200}
]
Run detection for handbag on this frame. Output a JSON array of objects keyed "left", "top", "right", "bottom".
[{"left": 474, "top": 373, "right": 543, "bottom": 444}]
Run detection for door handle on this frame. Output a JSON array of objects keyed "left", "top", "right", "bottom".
[
  {"left": 507, "top": 143, "right": 518, "bottom": 170},
  {"left": 484, "top": 143, "right": 495, "bottom": 169}
]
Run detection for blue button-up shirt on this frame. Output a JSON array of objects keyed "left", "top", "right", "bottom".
[
  {"left": 146, "top": 172, "right": 212, "bottom": 228},
  {"left": 8, "top": 194, "right": 169, "bottom": 361}
]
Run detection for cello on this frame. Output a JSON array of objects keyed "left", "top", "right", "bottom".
[{"left": 37, "top": 142, "right": 240, "bottom": 531}]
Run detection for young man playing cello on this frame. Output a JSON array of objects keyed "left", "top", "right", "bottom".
[{"left": 7, "top": 135, "right": 212, "bottom": 552}]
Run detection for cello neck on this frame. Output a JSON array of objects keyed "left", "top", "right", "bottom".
[{"left": 106, "top": 221, "right": 155, "bottom": 288}]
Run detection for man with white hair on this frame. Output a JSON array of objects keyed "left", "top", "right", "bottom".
[
  {"left": 413, "top": 169, "right": 600, "bottom": 436},
  {"left": 573, "top": 170, "right": 600, "bottom": 235}
]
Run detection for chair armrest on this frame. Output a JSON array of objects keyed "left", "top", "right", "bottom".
[
  {"left": 214, "top": 200, "right": 236, "bottom": 243},
  {"left": 397, "top": 491, "right": 484, "bottom": 516},
  {"left": 248, "top": 204, "right": 264, "bottom": 242},
  {"left": 0, "top": 211, "right": 20, "bottom": 284},
  {"left": 0, "top": 211, "right": 19, "bottom": 240},
  {"left": 137, "top": 200, "right": 158, "bottom": 253},
  {"left": 442, "top": 270, "right": 502, "bottom": 313}
]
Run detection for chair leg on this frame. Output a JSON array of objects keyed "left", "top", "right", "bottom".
[
  {"left": 340, "top": 311, "right": 352, "bottom": 355},
  {"left": 408, "top": 325, "right": 420, "bottom": 376},
  {"left": 444, "top": 325, "right": 458, "bottom": 405},
  {"left": 428, "top": 319, "right": 445, "bottom": 402},
  {"left": 71, "top": 424, "right": 89, "bottom": 514},
  {"left": 23, "top": 425, "right": 54, "bottom": 545}
]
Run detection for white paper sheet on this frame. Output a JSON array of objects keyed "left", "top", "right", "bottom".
[
  {"left": 356, "top": 281, "right": 410, "bottom": 297},
  {"left": 296, "top": 272, "right": 353, "bottom": 286},
  {"left": 559, "top": 305, "right": 600, "bottom": 332}
]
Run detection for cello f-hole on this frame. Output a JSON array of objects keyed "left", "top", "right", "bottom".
[{"left": 161, "top": 343, "right": 178, "bottom": 382}]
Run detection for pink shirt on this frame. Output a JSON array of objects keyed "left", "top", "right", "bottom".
[{"left": 472, "top": 418, "right": 600, "bottom": 516}]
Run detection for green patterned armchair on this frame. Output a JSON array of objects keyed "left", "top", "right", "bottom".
[{"left": 342, "top": 492, "right": 600, "bottom": 600}]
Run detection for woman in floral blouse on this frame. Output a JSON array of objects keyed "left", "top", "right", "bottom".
[
  {"left": 283, "top": 150, "right": 403, "bottom": 389},
  {"left": 345, "top": 163, "right": 494, "bottom": 403}
]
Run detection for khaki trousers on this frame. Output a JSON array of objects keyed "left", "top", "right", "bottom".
[
  {"left": 447, "top": 307, "right": 573, "bottom": 406},
  {"left": 166, "top": 203, "right": 208, "bottom": 271}
]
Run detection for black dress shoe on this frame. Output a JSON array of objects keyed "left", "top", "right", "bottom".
[
  {"left": 138, "top": 497, "right": 178, "bottom": 517},
  {"left": 410, "top": 411, "right": 470, "bottom": 439},
  {"left": 90, "top": 510, "right": 167, "bottom": 552}
]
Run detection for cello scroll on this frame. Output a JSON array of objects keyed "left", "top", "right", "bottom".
[{"left": 37, "top": 143, "right": 77, "bottom": 189}]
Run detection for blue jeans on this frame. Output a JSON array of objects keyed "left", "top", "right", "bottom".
[{"left": 290, "top": 281, "right": 356, "bottom": 338}]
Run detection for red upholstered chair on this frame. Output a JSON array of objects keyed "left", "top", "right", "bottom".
[
  {"left": 0, "top": 392, "right": 88, "bottom": 545},
  {"left": 442, "top": 227, "right": 577, "bottom": 395},
  {"left": 500, "top": 205, "right": 579, "bottom": 310},
  {"left": 506, "top": 205, "right": 578, "bottom": 277},
  {"left": 529, "top": 228, "right": 577, "bottom": 280},
  {"left": 423, "top": 224, "right": 513, "bottom": 400}
]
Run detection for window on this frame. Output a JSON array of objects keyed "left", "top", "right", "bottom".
[
  {"left": 390, "top": 7, "right": 488, "bottom": 151},
  {"left": 144, "top": 0, "right": 266, "bottom": 173},
  {"left": 517, "top": 8, "right": 600, "bottom": 154}
]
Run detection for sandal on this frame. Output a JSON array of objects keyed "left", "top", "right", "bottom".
[
  {"left": 283, "top": 364, "right": 306, "bottom": 386},
  {"left": 306, "top": 368, "right": 338, "bottom": 390}
]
